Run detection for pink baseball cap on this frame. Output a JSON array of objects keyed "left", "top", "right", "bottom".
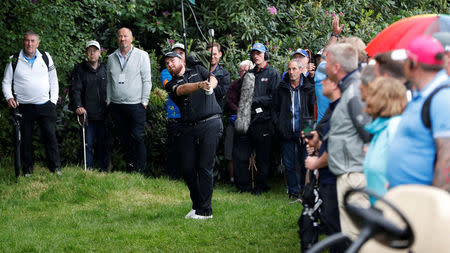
[{"left": 391, "top": 35, "right": 444, "bottom": 66}]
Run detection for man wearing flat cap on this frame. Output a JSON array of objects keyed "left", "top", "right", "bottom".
[
  {"left": 164, "top": 51, "right": 223, "bottom": 220},
  {"left": 70, "top": 40, "right": 108, "bottom": 171}
]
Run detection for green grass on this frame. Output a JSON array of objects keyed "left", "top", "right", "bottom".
[{"left": 0, "top": 166, "right": 303, "bottom": 252}]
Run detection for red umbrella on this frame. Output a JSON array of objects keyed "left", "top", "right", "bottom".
[{"left": 366, "top": 14, "right": 450, "bottom": 57}]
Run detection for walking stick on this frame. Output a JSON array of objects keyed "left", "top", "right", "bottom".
[
  {"left": 249, "top": 152, "right": 257, "bottom": 190},
  {"left": 77, "top": 113, "right": 87, "bottom": 171}
]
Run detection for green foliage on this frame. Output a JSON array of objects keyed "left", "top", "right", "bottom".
[
  {"left": 0, "top": 166, "right": 301, "bottom": 252},
  {"left": 0, "top": 0, "right": 448, "bottom": 175}
]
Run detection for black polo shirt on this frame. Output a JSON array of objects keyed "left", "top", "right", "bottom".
[{"left": 165, "top": 65, "right": 222, "bottom": 123}]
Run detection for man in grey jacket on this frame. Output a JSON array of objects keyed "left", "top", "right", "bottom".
[
  {"left": 326, "top": 42, "right": 371, "bottom": 240},
  {"left": 107, "top": 27, "right": 152, "bottom": 173}
]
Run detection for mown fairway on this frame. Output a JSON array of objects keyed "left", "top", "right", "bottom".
[{"left": 0, "top": 166, "right": 302, "bottom": 252}]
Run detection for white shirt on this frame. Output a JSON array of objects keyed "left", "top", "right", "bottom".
[{"left": 2, "top": 49, "right": 59, "bottom": 104}]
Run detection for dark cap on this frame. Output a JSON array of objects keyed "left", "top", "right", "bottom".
[
  {"left": 163, "top": 51, "right": 182, "bottom": 60},
  {"left": 251, "top": 43, "right": 268, "bottom": 53}
]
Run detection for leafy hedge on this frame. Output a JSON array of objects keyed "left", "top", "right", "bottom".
[{"left": 0, "top": 0, "right": 448, "bottom": 175}]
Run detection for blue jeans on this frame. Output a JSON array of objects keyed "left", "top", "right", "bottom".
[
  {"left": 86, "top": 120, "right": 106, "bottom": 171},
  {"left": 281, "top": 139, "right": 306, "bottom": 195}
]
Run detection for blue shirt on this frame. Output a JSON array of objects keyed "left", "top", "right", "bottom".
[
  {"left": 116, "top": 46, "right": 133, "bottom": 69},
  {"left": 387, "top": 71, "right": 450, "bottom": 188},
  {"left": 160, "top": 68, "right": 181, "bottom": 119},
  {"left": 290, "top": 77, "right": 303, "bottom": 133},
  {"left": 314, "top": 62, "right": 330, "bottom": 122},
  {"left": 23, "top": 50, "right": 37, "bottom": 68}
]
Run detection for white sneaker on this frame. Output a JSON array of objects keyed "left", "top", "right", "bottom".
[
  {"left": 191, "top": 214, "right": 213, "bottom": 220},
  {"left": 185, "top": 209, "right": 196, "bottom": 219}
]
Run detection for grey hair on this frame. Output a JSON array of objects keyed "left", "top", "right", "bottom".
[
  {"left": 239, "top": 60, "right": 255, "bottom": 69},
  {"left": 338, "top": 36, "right": 367, "bottom": 63},
  {"left": 24, "top": 31, "right": 40, "bottom": 41},
  {"left": 360, "top": 65, "right": 376, "bottom": 86},
  {"left": 327, "top": 43, "right": 358, "bottom": 73},
  {"left": 289, "top": 59, "right": 304, "bottom": 69}
]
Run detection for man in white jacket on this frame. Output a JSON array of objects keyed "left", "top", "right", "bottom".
[
  {"left": 2, "top": 31, "right": 61, "bottom": 176},
  {"left": 107, "top": 27, "right": 152, "bottom": 173}
]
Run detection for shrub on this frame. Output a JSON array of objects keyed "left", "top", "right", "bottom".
[{"left": 0, "top": 0, "right": 448, "bottom": 177}]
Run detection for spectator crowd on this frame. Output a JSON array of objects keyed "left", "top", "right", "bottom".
[{"left": 2, "top": 13, "right": 450, "bottom": 248}]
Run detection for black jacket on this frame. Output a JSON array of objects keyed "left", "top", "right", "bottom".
[
  {"left": 70, "top": 61, "right": 107, "bottom": 120},
  {"left": 273, "top": 73, "right": 315, "bottom": 140},
  {"left": 239, "top": 64, "right": 279, "bottom": 123},
  {"left": 212, "top": 64, "right": 230, "bottom": 109},
  {"left": 165, "top": 65, "right": 222, "bottom": 123}
]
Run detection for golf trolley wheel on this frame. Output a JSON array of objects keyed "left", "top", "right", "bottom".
[{"left": 344, "top": 188, "right": 414, "bottom": 250}]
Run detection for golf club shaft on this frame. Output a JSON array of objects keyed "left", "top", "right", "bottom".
[{"left": 207, "top": 38, "right": 214, "bottom": 82}]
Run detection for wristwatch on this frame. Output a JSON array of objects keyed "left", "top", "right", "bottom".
[{"left": 331, "top": 32, "right": 340, "bottom": 38}]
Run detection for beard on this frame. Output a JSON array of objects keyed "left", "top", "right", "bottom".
[{"left": 169, "top": 63, "right": 184, "bottom": 77}]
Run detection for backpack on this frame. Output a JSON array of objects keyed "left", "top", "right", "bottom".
[
  {"left": 298, "top": 171, "right": 323, "bottom": 252},
  {"left": 11, "top": 50, "right": 49, "bottom": 72},
  {"left": 421, "top": 84, "right": 450, "bottom": 130}
]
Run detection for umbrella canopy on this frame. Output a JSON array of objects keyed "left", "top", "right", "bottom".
[{"left": 366, "top": 14, "right": 450, "bottom": 57}]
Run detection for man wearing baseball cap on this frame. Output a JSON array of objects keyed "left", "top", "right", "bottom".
[
  {"left": 160, "top": 42, "right": 185, "bottom": 180},
  {"left": 70, "top": 40, "right": 108, "bottom": 171},
  {"left": 171, "top": 43, "right": 185, "bottom": 59},
  {"left": 163, "top": 51, "right": 222, "bottom": 220},
  {"left": 233, "top": 42, "right": 280, "bottom": 195},
  {"left": 281, "top": 48, "right": 315, "bottom": 80},
  {"left": 387, "top": 35, "right": 450, "bottom": 192}
]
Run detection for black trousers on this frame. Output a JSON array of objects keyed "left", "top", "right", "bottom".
[
  {"left": 19, "top": 101, "right": 60, "bottom": 173},
  {"left": 166, "top": 119, "right": 181, "bottom": 179},
  {"left": 178, "top": 117, "right": 223, "bottom": 216},
  {"left": 109, "top": 103, "right": 147, "bottom": 173},
  {"left": 320, "top": 183, "right": 346, "bottom": 253},
  {"left": 233, "top": 120, "right": 272, "bottom": 192}
]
